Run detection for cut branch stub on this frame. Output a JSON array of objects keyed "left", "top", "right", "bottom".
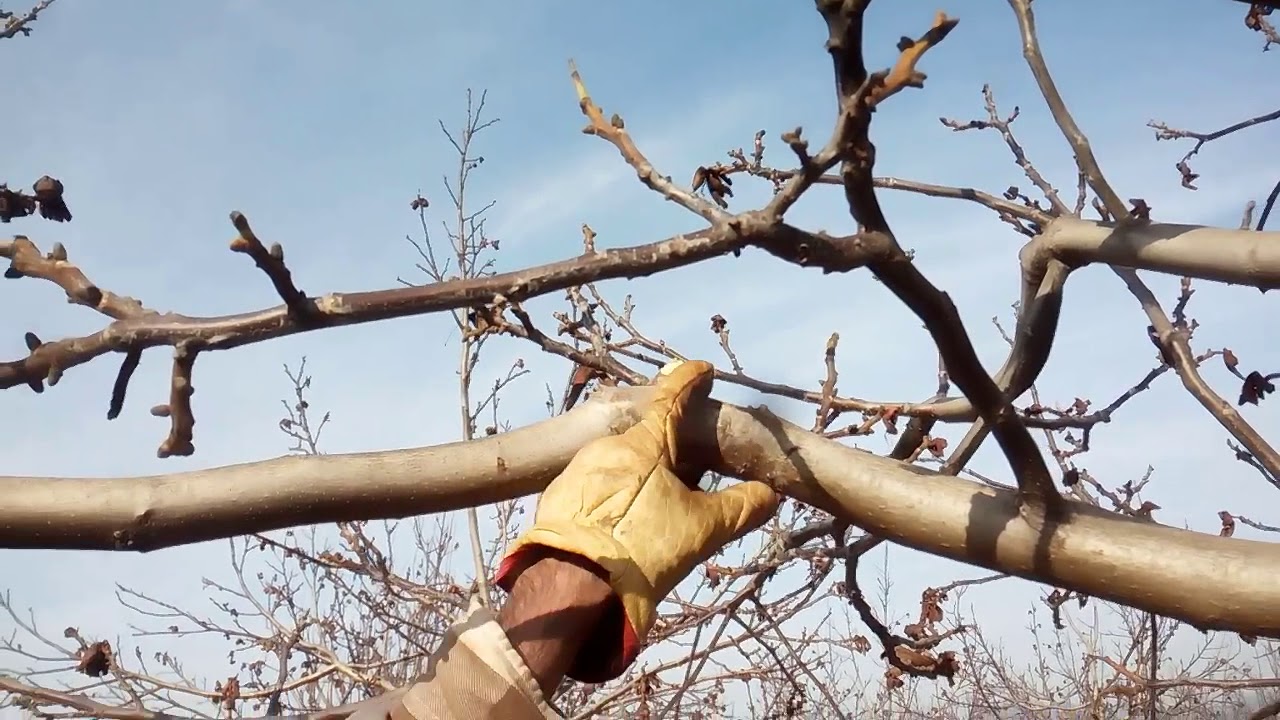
[
  {"left": 4, "top": 235, "right": 108, "bottom": 311},
  {"left": 156, "top": 343, "right": 198, "bottom": 458}
]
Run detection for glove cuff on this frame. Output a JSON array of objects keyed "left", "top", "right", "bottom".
[{"left": 495, "top": 529, "right": 656, "bottom": 683}]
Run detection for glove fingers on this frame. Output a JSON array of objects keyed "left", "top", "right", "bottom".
[
  {"left": 625, "top": 360, "right": 715, "bottom": 467},
  {"left": 696, "top": 480, "right": 780, "bottom": 551}
]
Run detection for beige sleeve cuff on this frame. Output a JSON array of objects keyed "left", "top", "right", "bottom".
[{"left": 400, "top": 596, "right": 563, "bottom": 720}]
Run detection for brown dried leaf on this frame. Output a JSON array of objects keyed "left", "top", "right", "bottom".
[
  {"left": 704, "top": 562, "right": 722, "bottom": 589},
  {"left": 881, "top": 406, "right": 900, "bottom": 434},
  {"left": 32, "top": 176, "right": 72, "bottom": 223},
  {"left": 1218, "top": 511, "right": 1236, "bottom": 537},
  {"left": 1239, "top": 370, "right": 1276, "bottom": 406},
  {"left": 884, "top": 665, "right": 905, "bottom": 690},
  {"left": 76, "top": 641, "right": 112, "bottom": 677}
]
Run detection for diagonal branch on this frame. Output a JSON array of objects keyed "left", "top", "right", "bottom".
[
  {"left": 568, "top": 59, "right": 728, "bottom": 224},
  {"left": 1008, "top": 0, "right": 1280, "bottom": 482},
  {"left": 814, "top": 3, "right": 1062, "bottom": 513},
  {"left": 1007, "top": 0, "right": 1127, "bottom": 221},
  {"left": 0, "top": 0, "right": 56, "bottom": 40}
]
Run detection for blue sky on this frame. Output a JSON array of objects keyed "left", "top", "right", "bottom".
[{"left": 3, "top": 0, "right": 1279, "bottom": 713}]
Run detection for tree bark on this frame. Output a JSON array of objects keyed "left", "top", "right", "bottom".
[{"left": 3, "top": 385, "right": 1277, "bottom": 638}]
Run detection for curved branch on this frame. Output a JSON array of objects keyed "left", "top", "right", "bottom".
[
  {"left": 2, "top": 385, "right": 1276, "bottom": 639},
  {"left": 746, "top": 216, "right": 1280, "bottom": 430},
  {"left": 1007, "top": 0, "right": 1280, "bottom": 483}
]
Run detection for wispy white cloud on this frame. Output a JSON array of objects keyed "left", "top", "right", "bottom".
[{"left": 487, "top": 85, "right": 766, "bottom": 247}]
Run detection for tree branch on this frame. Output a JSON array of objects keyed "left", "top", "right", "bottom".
[{"left": 2, "top": 385, "right": 1276, "bottom": 639}]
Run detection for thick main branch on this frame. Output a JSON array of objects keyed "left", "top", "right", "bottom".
[{"left": 2, "top": 385, "right": 1276, "bottom": 638}]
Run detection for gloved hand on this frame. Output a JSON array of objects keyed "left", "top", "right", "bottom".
[{"left": 495, "top": 359, "right": 780, "bottom": 683}]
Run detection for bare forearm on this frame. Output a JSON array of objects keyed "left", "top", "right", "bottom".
[{"left": 497, "top": 548, "right": 613, "bottom": 697}]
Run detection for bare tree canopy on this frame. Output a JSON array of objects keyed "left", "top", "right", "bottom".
[{"left": 3, "top": 0, "right": 1280, "bottom": 718}]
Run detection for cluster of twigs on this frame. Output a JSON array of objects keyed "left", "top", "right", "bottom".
[
  {"left": 0, "top": 0, "right": 55, "bottom": 40},
  {"left": 4, "top": 0, "right": 1280, "bottom": 718},
  {"left": 1238, "top": 1, "right": 1280, "bottom": 49}
]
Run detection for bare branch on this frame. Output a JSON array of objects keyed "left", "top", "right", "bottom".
[
  {"left": 1148, "top": 108, "right": 1280, "bottom": 191},
  {"left": 7, "top": 3, "right": 1280, "bottom": 716},
  {"left": 2, "top": 387, "right": 1278, "bottom": 640},
  {"left": 0, "top": 0, "right": 56, "bottom": 40}
]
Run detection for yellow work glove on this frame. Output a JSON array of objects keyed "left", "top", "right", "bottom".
[{"left": 494, "top": 359, "right": 780, "bottom": 683}]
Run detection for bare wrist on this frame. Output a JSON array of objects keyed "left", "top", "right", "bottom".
[{"left": 497, "top": 548, "right": 613, "bottom": 697}]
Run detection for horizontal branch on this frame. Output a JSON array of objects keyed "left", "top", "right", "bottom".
[
  {"left": 3, "top": 385, "right": 1276, "bottom": 639},
  {"left": 0, "top": 674, "right": 391, "bottom": 720},
  {"left": 1029, "top": 216, "right": 1280, "bottom": 288},
  {"left": 1, "top": 216, "right": 894, "bottom": 395},
  {"left": 8, "top": 215, "right": 1276, "bottom": 412}
]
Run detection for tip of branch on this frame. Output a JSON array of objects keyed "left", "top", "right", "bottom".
[
  {"left": 229, "top": 211, "right": 255, "bottom": 253},
  {"left": 867, "top": 11, "right": 959, "bottom": 108},
  {"left": 567, "top": 58, "right": 590, "bottom": 105}
]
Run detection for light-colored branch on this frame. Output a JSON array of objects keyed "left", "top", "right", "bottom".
[
  {"left": 0, "top": 674, "right": 402, "bottom": 720},
  {"left": 3, "top": 384, "right": 1277, "bottom": 639},
  {"left": 1027, "top": 217, "right": 1280, "bottom": 286},
  {"left": 1005, "top": 0, "right": 1280, "bottom": 483},
  {"left": 1007, "top": 0, "right": 1126, "bottom": 220}
]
